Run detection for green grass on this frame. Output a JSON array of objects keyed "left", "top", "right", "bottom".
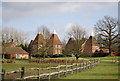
[
  {"left": 2, "top": 56, "right": 120, "bottom": 79},
  {"left": 32, "top": 57, "right": 77, "bottom": 60},
  {"left": 61, "top": 61, "right": 119, "bottom": 79}
]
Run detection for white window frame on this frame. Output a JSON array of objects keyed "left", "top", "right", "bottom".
[{"left": 17, "top": 54, "right": 20, "bottom": 59}]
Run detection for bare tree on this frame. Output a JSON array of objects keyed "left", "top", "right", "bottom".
[
  {"left": 65, "top": 24, "right": 86, "bottom": 60},
  {"left": 1, "top": 27, "right": 28, "bottom": 45},
  {"left": 37, "top": 26, "right": 52, "bottom": 59},
  {"left": 94, "top": 16, "right": 119, "bottom": 54},
  {"left": 37, "top": 25, "right": 51, "bottom": 39}
]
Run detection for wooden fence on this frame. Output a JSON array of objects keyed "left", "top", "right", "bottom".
[{"left": 1, "top": 59, "right": 100, "bottom": 81}]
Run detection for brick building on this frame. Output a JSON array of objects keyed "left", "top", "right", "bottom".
[
  {"left": 49, "top": 32, "right": 62, "bottom": 55},
  {"left": 81, "top": 36, "right": 100, "bottom": 57},
  {"left": 28, "top": 33, "right": 44, "bottom": 56},
  {"left": 2, "top": 39, "right": 29, "bottom": 59},
  {"left": 28, "top": 31, "right": 62, "bottom": 56},
  {"left": 66, "top": 35, "right": 109, "bottom": 57}
]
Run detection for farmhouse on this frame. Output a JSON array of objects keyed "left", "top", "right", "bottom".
[
  {"left": 81, "top": 36, "right": 100, "bottom": 57},
  {"left": 28, "top": 33, "right": 44, "bottom": 56},
  {"left": 65, "top": 37, "right": 76, "bottom": 56},
  {"left": 4, "top": 47, "right": 29, "bottom": 59},
  {"left": 49, "top": 30, "right": 62, "bottom": 55},
  {"left": 28, "top": 30, "right": 62, "bottom": 56},
  {"left": 65, "top": 35, "right": 109, "bottom": 57},
  {"left": 2, "top": 39, "right": 29, "bottom": 59}
]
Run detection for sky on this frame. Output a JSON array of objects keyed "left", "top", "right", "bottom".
[{"left": 1, "top": 1, "right": 118, "bottom": 43}]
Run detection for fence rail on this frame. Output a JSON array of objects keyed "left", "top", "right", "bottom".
[{"left": 1, "top": 59, "right": 100, "bottom": 80}]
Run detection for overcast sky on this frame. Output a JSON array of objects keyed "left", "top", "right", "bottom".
[{"left": 1, "top": 1, "right": 118, "bottom": 43}]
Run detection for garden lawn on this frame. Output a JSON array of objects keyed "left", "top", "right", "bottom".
[{"left": 61, "top": 61, "right": 119, "bottom": 79}]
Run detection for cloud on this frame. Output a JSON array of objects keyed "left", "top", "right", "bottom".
[
  {"left": 2, "top": 2, "right": 117, "bottom": 22},
  {"left": 2, "top": 0, "right": 119, "bottom": 2},
  {"left": 2, "top": 2, "right": 82, "bottom": 22},
  {"left": 64, "top": 23, "right": 74, "bottom": 33}
]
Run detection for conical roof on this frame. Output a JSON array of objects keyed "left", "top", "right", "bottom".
[
  {"left": 34, "top": 33, "right": 44, "bottom": 45},
  {"left": 28, "top": 40, "right": 34, "bottom": 48},
  {"left": 81, "top": 36, "right": 100, "bottom": 56},
  {"left": 49, "top": 34, "right": 62, "bottom": 45},
  {"left": 66, "top": 37, "right": 75, "bottom": 46},
  {"left": 89, "top": 36, "right": 99, "bottom": 46}
]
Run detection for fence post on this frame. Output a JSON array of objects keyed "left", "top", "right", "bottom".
[
  {"left": 81, "top": 63, "right": 83, "bottom": 71},
  {"left": 58, "top": 64, "right": 60, "bottom": 78},
  {"left": 90, "top": 61, "right": 92, "bottom": 69},
  {"left": 94, "top": 59, "right": 96, "bottom": 66},
  {"left": 21, "top": 67, "right": 25, "bottom": 79},
  {"left": 78, "top": 62, "right": 80, "bottom": 72},
  {"left": 48, "top": 63, "right": 51, "bottom": 81},
  {"left": 76, "top": 61, "right": 78, "bottom": 73},
  {"left": 83, "top": 61, "right": 85, "bottom": 70},
  {"left": 2, "top": 69, "right": 6, "bottom": 80},
  {"left": 71, "top": 62, "right": 73, "bottom": 74},
  {"left": 65, "top": 60, "right": 67, "bottom": 76},
  {"left": 85, "top": 61, "right": 87, "bottom": 70},
  {"left": 37, "top": 68, "right": 40, "bottom": 80}
]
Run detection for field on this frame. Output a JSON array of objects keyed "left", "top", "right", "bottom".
[
  {"left": 60, "top": 56, "right": 120, "bottom": 79},
  {"left": 61, "top": 61, "right": 119, "bottom": 79},
  {"left": 2, "top": 56, "right": 120, "bottom": 80},
  {"left": 2, "top": 57, "right": 80, "bottom": 72}
]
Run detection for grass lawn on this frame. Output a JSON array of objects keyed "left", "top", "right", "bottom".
[
  {"left": 2, "top": 56, "right": 119, "bottom": 72},
  {"left": 2, "top": 56, "right": 120, "bottom": 79},
  {"left": 61, "top": 61, "right": 119, "bottom": 79}
]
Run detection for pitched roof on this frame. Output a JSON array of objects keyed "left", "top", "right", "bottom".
[
  {"left": 28, "top": 40, "right": 34, "bottom": 47},
  {"left": 66, "top": 37, "right": 76, "bottom": 47},
  {"left": 81, "top": 36, "right": 100, "bottom": 53},
  {"left": 49, "top": 34, "right": 62, "bottom": 45},
  {"left": 90, "top": 36, "right": 99, "bottom": 46},
  {"left": 82, "top": 36, "right": 99, "bottom": 47},
  {"left": 34, "top": 33, "right": 44, "bottom": 45},
  {"left": 4, "top": 47, "right": 28, "bottom": 54}
]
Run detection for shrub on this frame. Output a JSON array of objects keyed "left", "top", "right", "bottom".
[
  {"left": 2, "top": 60, "right": 15, "bottom": 63},
  {"left": 29, "top": 59, "right": 84, "bottom": 63}
]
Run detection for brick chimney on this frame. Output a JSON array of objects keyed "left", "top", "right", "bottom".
[
  {"left": 11, "top": 39, "right": 16, "bottom": 47},
  {"left": 11, "top": 39, "right": 14, "bottom": 43}
]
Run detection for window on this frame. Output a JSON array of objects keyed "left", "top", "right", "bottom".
[
  {"left": 58, "top": 45, "right": 61, "bottom": 48},
  {"left": 22, "top": 54, "right": 24, "bottom": 56},
  {"left": 55, "top": 50, "right": 57, "bottom": 54},
  {"left": 56, "top": 45, "right": 57, "bottom": 48},
  {"left": 17, "top": 54, "right": 20, "bottom": 59},
  {"left": 58, "top": 50, "right": 61, "bottom": 54}
]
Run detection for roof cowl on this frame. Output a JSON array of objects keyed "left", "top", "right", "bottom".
[{"left": 54, "top": 30, "right": 57, "bottom": 34}]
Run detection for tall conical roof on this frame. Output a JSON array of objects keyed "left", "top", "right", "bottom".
[
  {"left": 34, "top": 33, "right": 44, "bottom": 45},
  {"left": 28, "top": 40, "right": 34, "bottom": 48},
  {"left": 49, "top": 33, "right": 62, "bottom": 45},
  {"left": 81, "top": 36, "right": 100, "bottom": 56},
  {"left": 66, "top": 37, "right": 76, "bottom": 48},
  {"left": 89, "top": 36, "right": 99, "bottom": 46}
]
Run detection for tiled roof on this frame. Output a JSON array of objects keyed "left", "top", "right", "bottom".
[
  {"left": 34, "top": 33, "right": 44, "bottom": 45},
  {"left": 66, "top": 37, "right": 76, "bottom": 48},
  {"left": 4, "top": 47, "right": 28, "bottom": 54},
  {"left": 49, "top": 34, "right": 62, "bottom": 45},
  {"left": 28, "top": 40, "right": 34, "bottom": 48},
  {"left": 81, "top": 36, "right": 100, "bottom": 54}
]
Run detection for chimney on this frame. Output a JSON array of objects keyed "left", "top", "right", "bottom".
[
  {"left": 3, "top": 40, "right": 6, "bottom": 43},
  {"left": 11, "top": 39, "right": 14, "bottom": 43}
]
